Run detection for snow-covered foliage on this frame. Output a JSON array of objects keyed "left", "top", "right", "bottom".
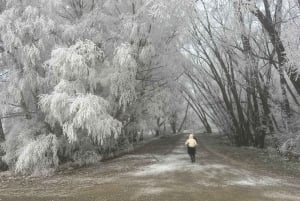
[
  {"left": 15, "top": 134, "right": 59, "bottom": 175},
  {"left": 1, "top": 118, "right": 58, "bottom": 175},
  {"left": 0, "top": 0, "right": 299, "bottom": 176},
  {"left": 111, "top": 43, "right": 138, "bottom": 109},
  {"left": 0, "top": 3, "right": 56, "bottom": 114},
  {"left": 40, "top": 40, "right": 122, "bottom": 144},
  {"left": 0, "top": 0, "right": 59, "bottom": 175},
  {"left": 0, "top": 0, "right": 195, "bottom": 175}
]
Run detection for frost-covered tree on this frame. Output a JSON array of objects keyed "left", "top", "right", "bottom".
[
  {"left": 0, "top": 0, "right": 60, "bottom": 174},
  {"left": 40, "top": 40, "right": 122, "bottom": 145},
  {"left": 183, "top": 0, "right": 300, "bottom": 154},
  {"left": 0, "top": 0, "right": 195, "bottom": 175},
  {"left": 110, "top": 43, "right": 138, "bottom": 113},
  {"left": 0, "top": 1, "right": 56, "bottom": 118}
]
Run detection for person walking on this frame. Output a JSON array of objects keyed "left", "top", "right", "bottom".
[{"left": 185, "top": 133, "right": 197, "bottom": 163}]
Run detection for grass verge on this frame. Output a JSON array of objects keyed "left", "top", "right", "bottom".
[{"left": 200, "top": 133, "right": 300, "bottom": 177}]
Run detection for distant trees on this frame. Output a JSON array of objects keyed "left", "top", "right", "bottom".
[{"left": 145, "top": 87, "right": 190, "bottom": 135}]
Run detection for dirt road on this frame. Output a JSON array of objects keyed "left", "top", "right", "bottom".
[{"left": 0, "top": 133, "right": 299, "bottom": 201}]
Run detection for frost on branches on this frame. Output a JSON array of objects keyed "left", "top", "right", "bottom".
[
  {"left": 40, "top": 40, "right": 122, "bottom": 145},
  {"left": 0, "top": 0, "right": 194, "bottom": 175},
  {"left": 0, "top": 1, "right": 59, "bottom": 174},
  {"left": 111, "top": 43, "right": 138, "bottom": 109},
  {"left": 0, "top": 5, "right": 56, "bottom": 115},
  {"left": 15, "top": 134, "right": 59, "bottom": 176},
  {"left": 2, "top": 118, "right": 58, "bottom": 175}
]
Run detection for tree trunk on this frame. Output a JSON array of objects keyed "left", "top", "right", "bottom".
[
  {"left": 251, "top": 5, "right": 291, "bottom": 117},
  {"left": 255, "top": 131, "right": 266, "bottom": 149},
  {"left": 20, "top": 92, "right": 32, "bottom": 120},
  {"left": 169, "top": 112, "right": 177, "bottom": 134},
  {"left": 0, "top": 118, "right": 7, "bottom": 171},
  {"left": 155, "top": 129, "right": 160, "bottom": 137},
  {"left": 155, "top": 117, "right": 164, "bottom": 136},
  {"left": 170, "top": 122, "right": 176, "bottom": 134},
  {"left": 0, "top": 118, "right": 4, "bottom": 142},
  {"left": 204, "top": 120, "right": 212, "bottom": 133},
  {"left": 178, "top": 103, "right": 190, "bottom": 133},
  {"left": 235, "top": 2, "right": 273, "bottom": 147}
]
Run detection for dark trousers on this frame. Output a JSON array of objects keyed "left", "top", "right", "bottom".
[{"left": 187, "top": 147, "right": 196, "bottom": 162}]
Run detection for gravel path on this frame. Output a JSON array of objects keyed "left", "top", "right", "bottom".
[{"left": 0, "top": 133, "right": 299, "bottom": 201}]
